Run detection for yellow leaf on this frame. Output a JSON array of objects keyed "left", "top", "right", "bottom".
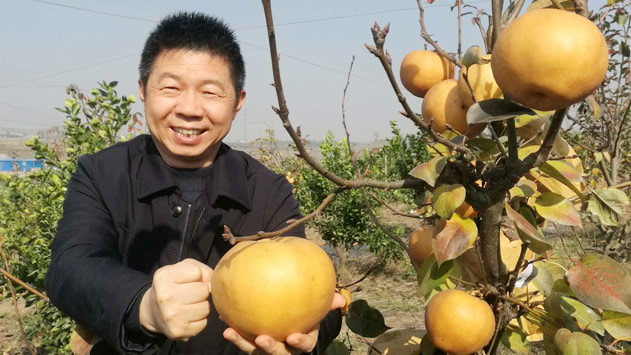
[
  {"left": 432, "top": 214, "right": 478, "bottom": 265},
  {"left": 431, "top": 184, "right": 466, "bottom": 219}
]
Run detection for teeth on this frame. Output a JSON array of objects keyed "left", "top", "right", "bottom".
[{"left": 174, "top": 128, "right": 202, "bottom": 138}]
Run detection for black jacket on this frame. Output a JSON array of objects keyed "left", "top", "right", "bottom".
[{"left": 45, "top": 135, "right": 341, "bottom": 354}]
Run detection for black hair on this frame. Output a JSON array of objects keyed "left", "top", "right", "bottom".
[{"left": 139, "top": 12, "right": 245, "bottom": 95}]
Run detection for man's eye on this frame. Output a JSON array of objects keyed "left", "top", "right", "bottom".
[{"left": 162, "top": 86, "right": 179, "bottom": 92}]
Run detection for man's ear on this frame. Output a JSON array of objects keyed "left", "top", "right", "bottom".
[
  {"left": 234, "top": 90, "right": 246, "bottom": 113},
  {"left": 138, "top": 79, "right": 146, "bottom": 102}
]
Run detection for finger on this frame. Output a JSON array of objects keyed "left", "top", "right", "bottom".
[
  {"left": 331, "top": 292, "right": 347, "bottom": 310},
  {"left": 224, "top": 328, "right": 257, "bottom": 354},
  {"left": 285, "top": 328, "right": 318, "bottom": 353},
  {"left": 181, "top": 258, "right": 214, "bottom": 291},
  {"left": 175, "top": 301, "right": 211, "bottom": 322},
  {"left": 167, "top": 259, "right": 204, "bottom": 284},
  {"left": 170, "top": 282, "right": 211, "bottom": 304},
  {"left": 171, "top": 318, "right": 207, "bottom": 341},
  {"left": 255, "top": 335, "right": 291, "bottom": 355}
]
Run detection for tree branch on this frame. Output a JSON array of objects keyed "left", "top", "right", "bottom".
[
  {"left": 522, "top": 108, "right": 568, "bottom": 171},
  {"left": 491, "top": 0, "right": 504, "bottom": 49},
  {"left": 416, "top": 0, "right": 463, "bottom": 67},
  {"left": 366, "top": 21, "right": 470, "bottom": 155},
  {"left": 223, "top": 187, "right": 345, "bottom": 244},
  {"left": 261, "top": 0, "right": 424, "bottom": 191},
  {"left": 0, "top": 244, "right": 37, "bottom": 355}
]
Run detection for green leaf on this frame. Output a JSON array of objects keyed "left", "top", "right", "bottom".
[
  {"left": 501, "top": 329, "right": 530, "bottom": 354},
  {"left": 552, "top": 295, "right": 605, "bottom": 335},
  {"left": 416, "top": 254, "right": 454, "bottom": 299},
  {"left": 535, "top": 192, "right": 581, "bottom": 227},
  {"left": 504, "top": 203, "right": 553, "bottom": 253},
  {"left": 532, "top": 261, "right": 566, "bottom": 297},
  {"left": 432, "top": 213, "right": 478, "bottom": 265},
  {"left": 431, "top": 184, "right": 466, "bottom": 219},
  {"left": 622, "top": 42, "right": 630, "bottom": 57},
  {"left": 566, "top": 253, "right": 631, "bottom": 314},
  {"left": 408, "top": 157, "right": 448, "bottom": 187},
  {"left": 369, "top": 329, "right": 426, "bottom": 355},
  {"left": 420, "top": 333, "right": 437, "bottom": 354},
  {"left": 466, "top": 98, "right": 535, "bottom": 125},
  {"left": 346, "top": 299, "right": 390, "bottom": 338},
  {"left": 553, "top": 328, "right": 602, "bottom": 355},
  {"left": 325, "top": 341, "right": 350, "bottom": 355},
  {"left": 587, "top": 188, "right": 630, "bottom": 227},
  {"left": 602, "top": 311, "right": 631, "bottom": 341}
]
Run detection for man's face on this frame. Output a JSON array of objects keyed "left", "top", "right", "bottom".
[{"left": 139, "top": 49, "right": 245, "bottom": 168}]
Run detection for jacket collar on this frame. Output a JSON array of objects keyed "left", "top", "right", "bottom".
[{"left": 136, "top": 135, "right": 251, "bottom": 211}]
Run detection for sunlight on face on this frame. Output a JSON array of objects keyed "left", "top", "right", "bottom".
[{"left": 139, "top": 49, "right": 245, "bottom": 168}]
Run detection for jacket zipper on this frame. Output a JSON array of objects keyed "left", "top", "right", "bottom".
[{"left": 177, "top": 203, "right": 192, "bottom": 261}]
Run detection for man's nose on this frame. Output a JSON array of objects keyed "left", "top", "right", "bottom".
[{"left": 175, "top": 90, "right": 203, "bottom": 118}]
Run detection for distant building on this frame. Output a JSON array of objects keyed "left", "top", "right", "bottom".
[{"left": 0, "top": 159, "right": 44, "bottom": 172}]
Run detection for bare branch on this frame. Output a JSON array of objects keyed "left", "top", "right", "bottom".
[
  {"left": 369, "top": 192, "right": 430, "bottom": 220},
  {"left": 417, "top": 0, "right": 463, "bottom": 67},
  {"left": 0, "top": 244, "right": 37, "bottom": 355},
  {"left": 522, "top": 108, "right": 568, "bottom": 171},
  {"left": 491, "top": 0, "right": 503, "bottom": 49},
  {"left": 261, "top": 0, "right": 424, "bottom": 190},
  {"left": 224, "top": 187, "right": 345, "bottom": 244},
  {"left": 367, "top": 22, "right": 470, "bottom": 154}
]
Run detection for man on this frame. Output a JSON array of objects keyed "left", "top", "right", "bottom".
[{"left": 45, "top": 12, "right": 344, "bottom": 355}]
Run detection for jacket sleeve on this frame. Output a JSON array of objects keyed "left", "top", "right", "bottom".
[
  {"left": 45, "top": 155, "right": 154, "bottom": 353},
  {"left": 263, "top": 174, "right": 306, "bottom": 237}
]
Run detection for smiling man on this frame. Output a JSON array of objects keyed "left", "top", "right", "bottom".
[{"left": 45, "top": 12, "right": 343, "bottom": 355}]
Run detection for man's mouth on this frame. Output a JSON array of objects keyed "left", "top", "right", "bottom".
[{"left": 173, "top": 127, "right": 204, "bottom": 138}]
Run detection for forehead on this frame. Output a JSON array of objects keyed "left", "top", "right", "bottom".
[{"left": 149, "top": 49, "right": 232, "bottom": 81}]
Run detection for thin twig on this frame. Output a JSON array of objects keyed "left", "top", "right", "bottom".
[
  {"left": 339, "top": 259, "right": 384, "bottom": 289},
  {"left": 500, "top": 295, "right": 562, "bottom": 328},
  {"left": 507, "top": 242, "right": 529, "bottom": 293},
  {"left": 416, "top": 0, "right": 462, "bottom": 67},
  {"left": 224, "top": 187, "right": 345, "bottom": 244},
  {"left": 490, "top": 0, "right": 503, "bottom": 49},
  {"left": 522, "top": 108, "right": 568, "bottom": 171},
  {"left": 366, "top": 22, "right": 469, "bottom": 154},
  {"left": 0, "top": 244, "right": 37, "bottom": 355},
  {"left": 261, "top": 0, "right": 424, "bottom": 191},
  {"left": 369, "top": 192, "right": 429, "bottom": 219},
  {"left": 571, "top": 227, "right": 587, "bottom": 255},
  {"left": 0, "top": 267, "right": 49, "bottom": 301}
]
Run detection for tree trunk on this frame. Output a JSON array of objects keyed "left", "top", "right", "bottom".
[
  {"left": 477, "top": 200, "right": 507, "bottom": 288},
  {"left": 334, "top": 244, "right": 350, "bottom": 285}
]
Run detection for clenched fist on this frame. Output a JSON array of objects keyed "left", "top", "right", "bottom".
[{"left": 139, "top": 258, "right": 213, "bottom": 341}]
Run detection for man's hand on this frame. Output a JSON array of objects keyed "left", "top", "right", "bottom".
[
  {"left": 223, "top": 292, "right": 347, "bottom": 354},
  {"left": 139, "top": 258, "right": 213, "bottom": 341}
]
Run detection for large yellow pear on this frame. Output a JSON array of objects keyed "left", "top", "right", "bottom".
[
  {"left": 491, "top": 9, "right": 608, "bottom": 111},
  {"left": 422, "top": 79, "right": 486, "bottom": 137},
  {"left": 400, "top": 50, "right": 455, "bottom": 98},
  {"left": 425, "top": 289, "right": 495, "bottom": 354},
  {"left": 211, "top": 237, "right": 336, "bottom": 341},
  {"left": 458, "top": 61, "right": 503, "bottom": 107}
]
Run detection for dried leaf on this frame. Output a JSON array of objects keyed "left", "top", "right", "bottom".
[
  {"left": 602, "top": 311, "right": 631, "bottom": 341},
  {"left": 369, "top": 329, "right": 426, "bottom": 355},
  {"left": 432, "top": 214, "right": 478, "bottom": 265},
  {"left": 566, "top": 253, "right": 631, "bottom": 315},
  {"left": 587, "top": 188, "right": 630, "bottom": 227},
  {"left": 505, "top": 204, "right": 553, "bottom": 253},
  {"left": 535, "top": 192, "right": 582, "bottom": 227},
  {"left": 528, "top": 0, "right": 574, "bottom": 10}
]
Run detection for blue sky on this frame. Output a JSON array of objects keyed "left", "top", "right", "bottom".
[{"left": 0, "top": 0, "right": 607, "bottom": 142}]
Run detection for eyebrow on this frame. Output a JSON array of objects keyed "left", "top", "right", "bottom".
[{"left": 155, "top": 73, "right": 225, "bottom": 89}]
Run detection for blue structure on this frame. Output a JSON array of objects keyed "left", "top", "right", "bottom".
[{"left": 0, "top": 159, "right": 44, "bottom": 172}]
